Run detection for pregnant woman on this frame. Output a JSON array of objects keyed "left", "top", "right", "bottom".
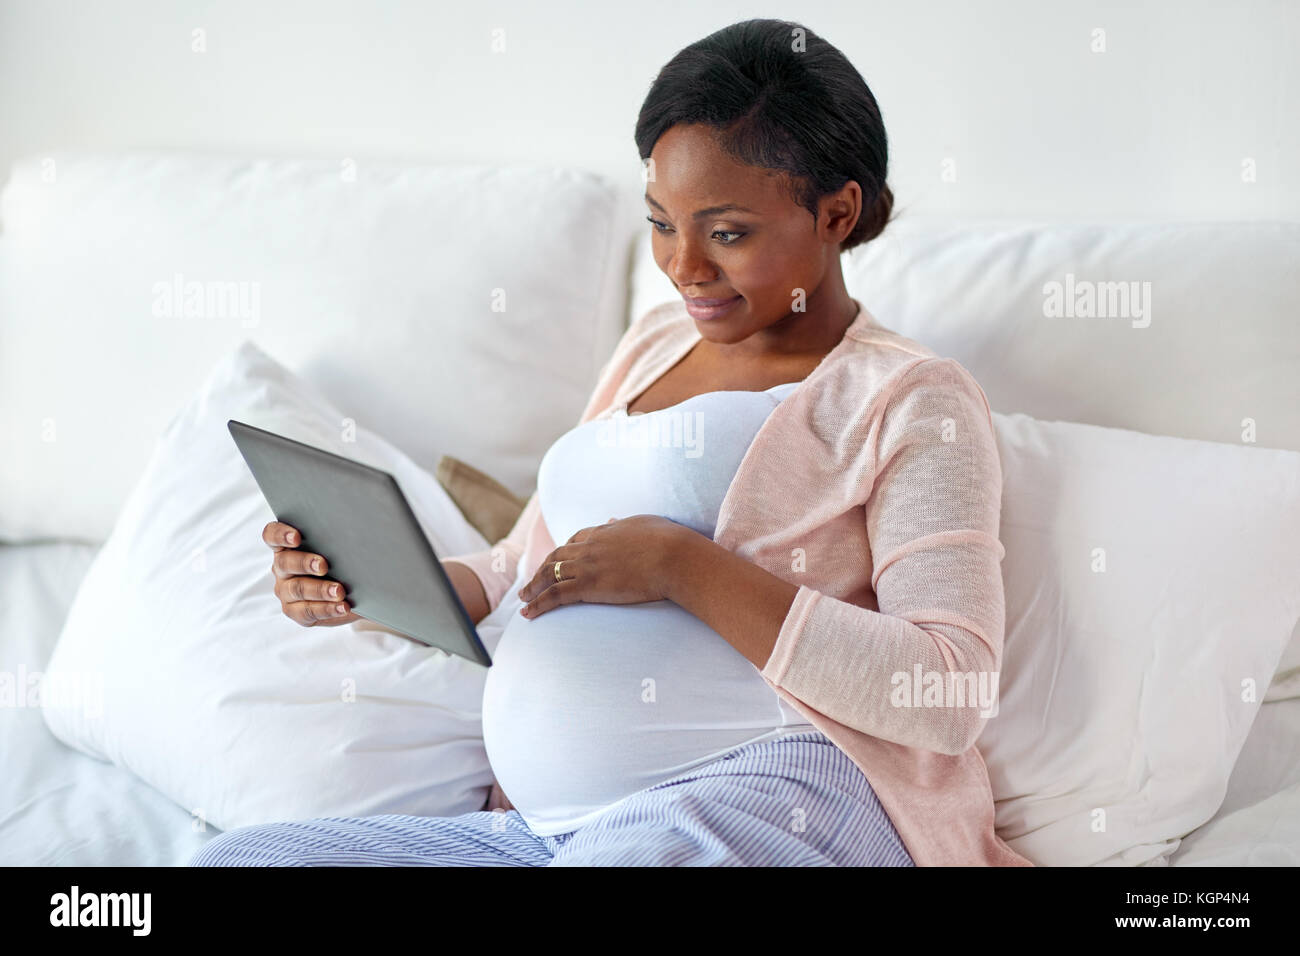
[{"left": 192, "top": 18, "right": 1030, "bottom": 867}]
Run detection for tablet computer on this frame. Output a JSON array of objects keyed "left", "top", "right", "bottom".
[{"left": 227, "top": 419, "right": 491, "bottom": 667}]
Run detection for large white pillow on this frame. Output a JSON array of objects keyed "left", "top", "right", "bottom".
[
  {"left": 0, "top": 152, "right": 628, "bottom": 543},
  {"left": 982, "top": 411, "right": 1300, "bottom": 866},
  {"left": 40, "top": 340, "right": 501, "bottom": 831}
]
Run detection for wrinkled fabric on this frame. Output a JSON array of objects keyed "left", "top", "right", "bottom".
[{"left": 189, "top": 731, "right": 912, "bottom": 867}]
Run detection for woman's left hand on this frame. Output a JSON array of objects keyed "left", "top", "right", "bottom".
[{"left": 516, "top": 515, "right": 688, "bottom": 618}]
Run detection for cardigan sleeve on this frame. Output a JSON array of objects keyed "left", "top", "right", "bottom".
[
  {"left": 441, "top": 488, "right": 542, "bottom": 614},
  {"left": 759, "top": 357, "right": 1007, "bottom": 756}
]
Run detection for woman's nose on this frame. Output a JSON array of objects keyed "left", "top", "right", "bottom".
[{"left": 668, "top": 238, "right": 719, "bottom": 289}]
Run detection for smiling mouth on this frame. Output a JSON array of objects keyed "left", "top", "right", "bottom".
[
  {"left": 682, "top": 294, "right": 740, "bottom": 306},
  {"left": 681, "top": 293, "right": 743, "bottom": 321}
]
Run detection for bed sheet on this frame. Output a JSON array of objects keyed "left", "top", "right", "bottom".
[
  {"left": 0, "top": 541, "right": 214, "bottom": 866},
  {"left": 3, "top": 540, "right": 1297, "bottom": 866},
  {"left": 1166, "top": 695, "right": 1300, "bottom": 865}
]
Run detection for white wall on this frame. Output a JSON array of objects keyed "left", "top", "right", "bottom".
[{"left": 1, "top": 0, "right": 1296, "bottom": 232}]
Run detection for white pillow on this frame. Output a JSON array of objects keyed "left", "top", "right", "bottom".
[
  {"left": 40, "top": 340, "right": 500, "bottom": 831},
  {"left": 0, "top": 152, "right": 628, "bottom": 543},
  {"left": 982, "top": 411, "right": 1300, "bottom": 866}
]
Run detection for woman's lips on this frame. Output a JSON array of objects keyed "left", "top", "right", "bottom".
[{"left": 683, "top": 294, "right": 742, "bottom": 320}]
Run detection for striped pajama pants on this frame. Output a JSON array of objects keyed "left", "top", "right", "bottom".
[{"left": 188, "top": 730, "right": 913, "bottom": 867}]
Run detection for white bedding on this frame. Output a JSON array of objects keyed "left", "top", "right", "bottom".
[
  {"left": 0, "top": 542, "right": 213, "bottom": 865},
  {"left": 1166, "top": 695, "right": 1300, "bottom": 865},
  {"left": 3, "top": 539, "right": 1297, "bottom": 866}
]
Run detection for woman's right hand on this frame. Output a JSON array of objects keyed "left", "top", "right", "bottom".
[{"left": 264, "top": 521, "right": 361, "bottom": 627}]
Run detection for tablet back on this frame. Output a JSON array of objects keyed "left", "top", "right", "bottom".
[{"left": 227, "top": 419, "right": 490, "bottom": 666}]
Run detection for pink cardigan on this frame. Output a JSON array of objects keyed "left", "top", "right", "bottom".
[{"left": 445, "top": 296, "right": 1033, "bottom": 867}]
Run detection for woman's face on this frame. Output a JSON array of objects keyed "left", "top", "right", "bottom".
[{"left": 644, "top": 122, "right": 860, "bottom": 346}]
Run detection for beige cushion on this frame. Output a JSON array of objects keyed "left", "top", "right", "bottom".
[{"left": 435, "top": 455, "right": 528, "bottom": 545}]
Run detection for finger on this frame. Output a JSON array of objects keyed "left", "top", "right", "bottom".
[
  {"left": 263, "top": 521, "right": 302, "bottom": 549},
  {"left": 517, "top": 546, "right": 577, "bottom": 601},
  {"left": 521, "top": 579, "right": 581, "bottom": 619},
  {"left": 272, "top": 549, "right": 329, "bottom": 580},
  {"left": 288, "top": 599, "right": 351, "bottom": 626},
  {"left": 276, "top": 575, "right": 347, "bottom": 604},
  {"left": 519, "top": 548, "right": 578, "bottom": 601},
  {"left": 516, "top": 563, "right": 546, "bottom": 603},
  {"left": 565, "top": 522, "right": 611, "bottom": 545}
]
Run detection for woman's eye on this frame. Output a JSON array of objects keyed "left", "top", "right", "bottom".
[{"left": 645, "top": 216, "right": 744, "bottom": 244}]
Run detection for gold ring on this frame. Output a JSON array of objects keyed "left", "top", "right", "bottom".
[{"left": 553, "top": 560, "right": 563, "bottom": 583}]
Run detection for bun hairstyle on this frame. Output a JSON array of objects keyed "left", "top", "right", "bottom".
[{"left": 635, "top": 18, "right": 894, "bottom": 253}]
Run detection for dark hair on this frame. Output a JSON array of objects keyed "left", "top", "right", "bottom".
[{"left": 635, "top": 18, "right": 893, "bottom": 253}]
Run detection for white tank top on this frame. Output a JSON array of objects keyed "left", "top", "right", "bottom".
[{"left": 480, "top": 382, "right": 815, "bottom": 836}]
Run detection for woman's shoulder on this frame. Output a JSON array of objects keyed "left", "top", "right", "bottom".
[
  {"left": 828, "top": 303, "right": 987, "bottom": 392},
  {"left": 609, "top": 298, "right": 698, "bottom": 381},
  {"left": 574, "top": 299, "right": 696, "bottom": 423},
  {"left": 630, "top": 297, "right": 693, "bottom": 335},
  {"left": 842, "top": 302, "right": 941, "bottom": 363},
  {"left": 602, "top": 298, "right": 695, "bottom": 367},
  {"left": 813, "top": 320, "right": 994, "bottom": 435}
]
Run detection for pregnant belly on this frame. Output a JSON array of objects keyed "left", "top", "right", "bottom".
[{"left": 481, "top": 599, "right": 796, "bottom": 835}]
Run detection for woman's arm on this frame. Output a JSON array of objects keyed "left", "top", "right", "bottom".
[
  {"left": 662, "top": 535, "right": 796, "bottom": 671},
  {"left": 670, "top": 359, "right": 1007, "bottom": 757},
  {"left": 443, "top": 558, "right": 490, "bottom": 624},
  {"left": 440, "top": 489, "right": 542, "bottom": 617}
]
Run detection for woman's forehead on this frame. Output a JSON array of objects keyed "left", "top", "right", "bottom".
[{"left": 648, "top": 130, "right": 796, "bottom": 213}]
